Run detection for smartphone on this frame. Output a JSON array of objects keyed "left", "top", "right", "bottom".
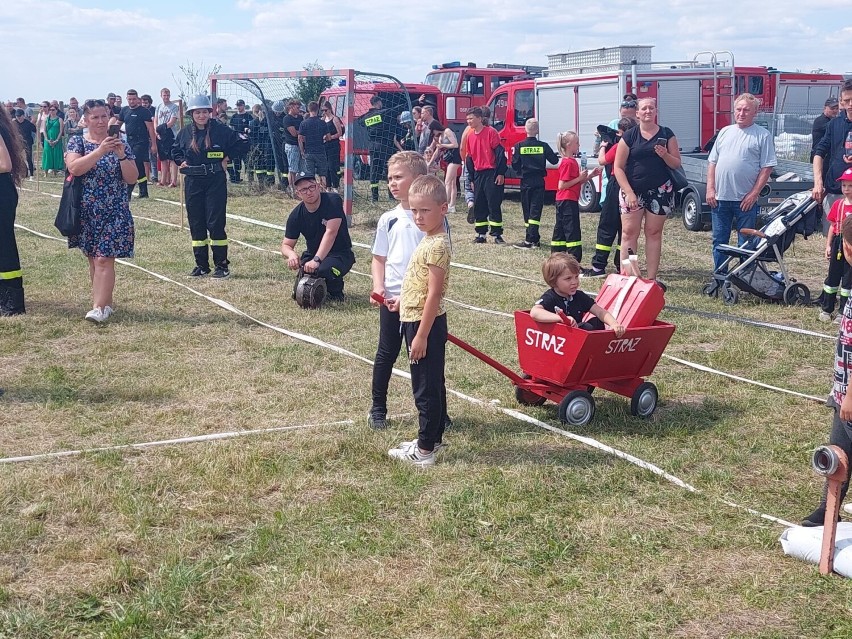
[
  {"left": 654, "top": 137, "right": 668, "bottom": 148},
  {"left": 108, "top": 124, "right": 121, "bottom": 137}
]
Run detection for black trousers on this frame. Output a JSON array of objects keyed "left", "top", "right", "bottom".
[
  {"left": 473, "top": 169, "right": 504, "bottom": 236},
  {"left": 369, "top": 150, "right": 390, "bottom": 200},
  {"left": 185, "top": 173, "right": 228, "bottom": 268},
  {"left": 299, "top": 251, "right": 355, "bottom": 296},
  {"left": 0, "top": 173, "right": 24, "bottom": 315},
  {"left": 127, "top": 142, "right": 149, "bottom": 197},
  {"left": 520, "top": 183, "right": 544, "bottom": 244},
  {"left": 591, "top": 178, "right": 621, "bottom": 271},
  {"left": 372, "top": 305, "right": 404, "bottom": 411},
  {"left": 23, "top": 145, "right": 34, "bottom": 176},
  {"left": 553, "top": 199, "right": 582, "bottom": 261},
  {"left": 402, "top": 313, "right": 448, "bottom": 452},
  {"left": 822, "top": 235, "right": 852, "bottom": 314},
  {"left": 326, "top": 144, "right": 341, "bottom": 189}
]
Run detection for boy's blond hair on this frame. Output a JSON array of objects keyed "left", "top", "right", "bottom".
[
  {"left": 556, "top": 131, "right": 579, "bottom": 157},
  {"left": 408, "top": 175, "right": 448, "bottom": 205},
  {"left": 524, "top": 118, "right": 540, "bottom": 136},
  {"left": 387, "top": 151, "right": 428, "bottom": 178},
  {"left": 542, "top": 253, "right": 580, "bottom": 288}
]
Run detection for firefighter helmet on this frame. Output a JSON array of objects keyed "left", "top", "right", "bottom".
[
  {"left": 399, "top": 110, "right": 412, "bottom": 124},
  {"left": 272, "top": 100, "right": 286, "bottom": 114},
  {"left": 293, "top": 269, "right": 327, "bottom": 309},
  {"left": 186, "top": 94, "right": 212, "bottom": 113}
]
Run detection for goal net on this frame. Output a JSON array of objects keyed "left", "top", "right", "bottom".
[{"left": 211, "top": 69, "right": 415, "bottom": 220}]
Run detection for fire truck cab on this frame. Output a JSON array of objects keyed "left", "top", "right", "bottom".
[{"left": 423, "top": 62, "right": 543, "bottom": 133}]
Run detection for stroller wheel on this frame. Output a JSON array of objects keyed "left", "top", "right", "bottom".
[
  {"left": 722, "top": 284, "right": 739, "bottom": 305},
  {"left": 783, "top": 283, "right": 810, "bottom": 306},
  {"left": 702, "top": 281, "right": 719, "bottom": 298}
]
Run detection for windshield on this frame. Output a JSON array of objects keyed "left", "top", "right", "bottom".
[{"left": 424, "top": 71, "right": 460, "bottom": 94}]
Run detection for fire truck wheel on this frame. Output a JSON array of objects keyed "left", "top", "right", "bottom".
[
  {"left": 630, "top": 382, "right": 658, "bottom": 418},
  {"left": 558, "top": 390, "right": 595, "bottom": 427},
  {"left": 783, "top": 282, "right": 810, "bottom": 306}
]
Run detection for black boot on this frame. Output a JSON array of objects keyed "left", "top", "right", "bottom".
[
  {"left": 138, "top": 181, "right": 149, "bottom": 199},
  {"left": 0, "top": 286, "right": 25, "bottom": 316},
  {"left": 127, "top": 183, "right": 135, "bottom": 199}
]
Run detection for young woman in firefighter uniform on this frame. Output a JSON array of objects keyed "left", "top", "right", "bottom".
[{"left": 172, "top": 95, "right": 247, "bottom": 279}]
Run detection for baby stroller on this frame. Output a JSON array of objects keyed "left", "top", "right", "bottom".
[{"left": 703, "top": 191, "right": 821, "bottom": 305}]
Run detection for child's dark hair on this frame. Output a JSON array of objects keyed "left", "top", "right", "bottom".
[
  {"left": 842, "top": 214, "right": 852, "bottom": 245},
  {"left": 617, "top": 117, "right": 638, "bottom": 132},
  {"left": 542, "top": 253, "right": 580, "bottom": 288}
]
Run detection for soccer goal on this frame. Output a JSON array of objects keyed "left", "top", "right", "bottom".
[{"left": 211, "top": 69, "right": 416, "bottom": 219}]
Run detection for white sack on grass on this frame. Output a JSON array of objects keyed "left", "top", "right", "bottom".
[{"left": 780, "top": 522, "right": 852, "bottom": 578}]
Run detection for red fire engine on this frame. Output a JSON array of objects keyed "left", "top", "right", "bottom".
[
  {"left": 422, "top": 62, "right": 545, "bottom": 131},
  {"left": 486, "top": 46, "right": 842, "bottom": 211}
]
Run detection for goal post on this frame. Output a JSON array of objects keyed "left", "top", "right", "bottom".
[{"left": 210, "top": 68, "right": 415, "bottom": 222}]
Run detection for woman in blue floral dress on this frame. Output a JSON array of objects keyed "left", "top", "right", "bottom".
[{"left": 65, "top": 99, "right": 138, "bottom": 323}]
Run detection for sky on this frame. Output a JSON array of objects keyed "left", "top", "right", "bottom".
[{"left": 2, "top": 0, "right": 852, "bottom": 105}]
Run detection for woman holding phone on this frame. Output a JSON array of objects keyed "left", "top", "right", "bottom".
[
  {"left": 613, "top": 97, "right": 681, "bottom": 285},
  {"left": 65, "top": 99, "right": 138, "bottom": 323}
]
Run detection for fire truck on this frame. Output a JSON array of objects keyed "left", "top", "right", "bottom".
[
  {"left": 485, "top": 45, "right": 841, "bottom": 214},
  {"left": 422, "top": 62, "right": 545, "bottom": 133}
]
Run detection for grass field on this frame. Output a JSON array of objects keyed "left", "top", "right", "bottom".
[{"left": 2, "top": 177, "right": 852, "bottom": 638}]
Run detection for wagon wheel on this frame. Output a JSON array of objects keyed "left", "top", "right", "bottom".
[
  {"left": 630, "top": 382, "right": 658, "bottom": 418},
  {"left": 783, "top": 282, "right": 810, "bottom": 306},
  {"left": 721, "top": 283, "right": 739, "bottom": 305},
  {"left": 515, "top": 375, "right": 546, "bottom": 406},
  {"left": 558, "top": 390, "right": 595, "bottom": 427}
]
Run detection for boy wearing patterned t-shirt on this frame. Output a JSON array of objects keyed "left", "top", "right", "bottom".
[
  {"left": 386, "top": 175, "right": 451, "bottom": 467},
  {"left": 819, "top": 169, "right": 852, "bottom": 322},
  {"left": 803, "top": 214, "right": 852, "bottom": 526}
]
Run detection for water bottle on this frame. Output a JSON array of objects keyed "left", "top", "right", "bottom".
[
  {"left": 580, "top": 151, "right": 588, "bottom": 170},
  {"left": 846, "top": 131, "right": 852, "bottom": 161}
]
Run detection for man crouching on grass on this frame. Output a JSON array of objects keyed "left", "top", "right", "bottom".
[
  {"left": 385, "top": 175, "right": 451, "bottom": 467},
  {"left": 803, "top": 214, "right": 852, "bottom": 526},
  {"left": 280, "top": 172, "right": 355, "bottom": 302}
]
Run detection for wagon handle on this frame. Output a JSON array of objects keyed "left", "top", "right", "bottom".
[
  {"left": 556, "top": 308, "right": 576, "bottom": 327},
  {"left": 371, "top": 293, "right": 528, "bottom": 386}
]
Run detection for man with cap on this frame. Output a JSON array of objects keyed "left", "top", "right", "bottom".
[
  {"left": 229, "top": 99, "right": 252, "bottom": 183},
  {"left": 280, "top": 172, "right": 355, "bottom": 302},
  {"left": 812, "top": 97, "right": 840, "bottom": 162}
]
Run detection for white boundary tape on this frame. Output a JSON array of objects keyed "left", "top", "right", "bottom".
[
  {"left": 0, "top": 420, "right": 353, "bottom": 464},
  {"left": 13, "top": 222, "right": 797, "bottom": 528}
]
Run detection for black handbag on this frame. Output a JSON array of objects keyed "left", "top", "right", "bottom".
[
  {"left": 53, "top": 136, "right": 85, "bottom": 237},
  {"left": 668, "top": 165, "right": 689, "bottom": 191}
]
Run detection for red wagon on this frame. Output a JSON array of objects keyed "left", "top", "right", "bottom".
[{"left": 446, "top": 275, "right": 676, "bottom": 427}]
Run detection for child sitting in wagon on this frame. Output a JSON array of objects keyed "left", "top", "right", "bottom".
[{"left": 531, "top": 253, "right": 625, "bottom": 336}]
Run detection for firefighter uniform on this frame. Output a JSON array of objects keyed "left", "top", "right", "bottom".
[
  {"left": 248, "top": 115, "right": 275, "bottom": 186},
  {"left": 172, "top": 95, "right": 247, "bottom": 277},
  {"left": 590, "top": 143, "right": 622, "bottom": 273},
  {"left": 117, "top": 104, "right": 154, "bottom": 199},
  {"left": 229, "top": 110, "right": 253, "bottom": 183},
  {"left": 0, "top": 173, "right": 24, "bottom": 316},
  {"left": 361, "top": 106, "right": 396, "bottom": 202},
  {"left": 511, "top": 136, "right": 559, "bottom": 246}
]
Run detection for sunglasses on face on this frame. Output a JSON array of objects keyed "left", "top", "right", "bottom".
[{"left": 621, "top": 101, "right": 637, "bottom": 109}]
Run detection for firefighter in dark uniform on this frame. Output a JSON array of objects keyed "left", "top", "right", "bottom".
[
  {"left": 229, "top": 99, "right": 252, "bottom": 183},
  {"left": 0, "top": 105, "right": 27, "bottom": 316},
  {"left": 248, "top": 108, "right": 275, "bottom": 186},
  {"left": 361, "top": 96, "right": 396, "bottom": 202},
  {"left": 172, "top": 95, "right": 247, "bottom": 279},
  {"left": 510, "top": 118, "right": 559, "bottom": 249},
  {"left": 269, "top": 101, "right": 290, "bottom": 190}
]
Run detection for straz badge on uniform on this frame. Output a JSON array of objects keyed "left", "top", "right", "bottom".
[
  {"left": 207, "top": 151, "right": 224, "bottom": 159},
  {"left": 520, "top": 146, "right": 544, "bottom": 155},
  {"left": 365, "top": 115, "right": 382, "bottom": 127}
]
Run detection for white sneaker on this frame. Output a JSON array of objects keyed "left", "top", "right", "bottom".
[
  {"left": 388, "top": 440, "right": 437, "bottom": 467},
  {"left": 818, "top": 311, "right": 833, "bottom": 323},
  {"left": 85, "top": 307, "right": 106, "bottom": 323},
  {"left": 103, "top": 306, "right": 114, "bottom": 319}
]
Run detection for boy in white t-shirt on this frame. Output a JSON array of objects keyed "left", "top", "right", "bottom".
[{"left": 369, "top": 152, "right": 433, "bottom": 429}]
